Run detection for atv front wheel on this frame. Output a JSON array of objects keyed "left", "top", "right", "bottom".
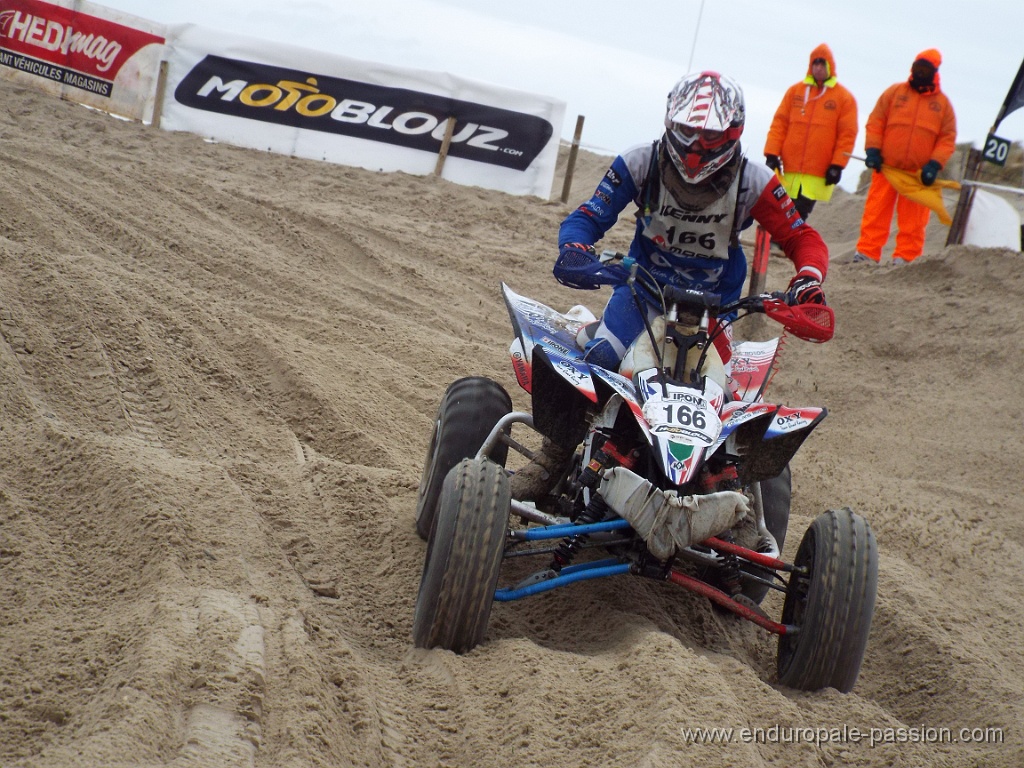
[
  {"left": 415, "top": 377, "right": 512, "bottom": 540},
  {"left": 776, "top": 507, "right": 878, "bottom": 692},
  {"left": 413, "top": 458, "right": 509, "bottom": 653}
]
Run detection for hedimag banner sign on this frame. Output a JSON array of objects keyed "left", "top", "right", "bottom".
[{"left": 0, "top": 0, "right": 164, "bottom": 121}]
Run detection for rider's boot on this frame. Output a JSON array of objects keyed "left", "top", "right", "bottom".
[{"left": 510, "top": 438, "right": 572, "bottom": 501}]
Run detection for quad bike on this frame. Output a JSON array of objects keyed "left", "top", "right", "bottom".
[{"left": 412, "top": 254, "right": 878, "bottom": 693}]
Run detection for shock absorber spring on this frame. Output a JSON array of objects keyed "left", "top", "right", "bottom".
[
  {"left": 716, "top": 532, "right": 743, "bottom": 596},
  {"left": 550, "top": 495, "right": 609, "bottom": 572}
]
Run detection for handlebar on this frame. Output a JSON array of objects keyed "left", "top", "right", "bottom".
[
  {"left": 599, "top": 250, "right": 834, "bottom": 342},
  {"left": 657, "top": 283, "right": 783, "bottom": 318},
  {"left": 662, "top": 284, "right": 722, "bottom": 315},
  {"left": 660, "top": 287, "right": 833, "bottom": 344}
]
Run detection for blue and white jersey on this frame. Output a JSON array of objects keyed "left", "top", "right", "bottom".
[{"left": 559, "top": 142, "right": 798, "bottom": 304}]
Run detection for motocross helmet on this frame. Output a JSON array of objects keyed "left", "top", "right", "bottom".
[{"left": 664, "top": 71, "right": 745, "bottom": 184}]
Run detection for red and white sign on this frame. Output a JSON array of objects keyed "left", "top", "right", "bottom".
[{"left": 0, "top": 0, "right": 165, "bottom": 120}]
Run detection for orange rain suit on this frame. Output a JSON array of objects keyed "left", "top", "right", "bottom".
[
  {"left": 855, "top": 49, "right": 957, "bottom": 262},
  {"left": 764, "top": 43, "right": 858, "bottom": 203}
]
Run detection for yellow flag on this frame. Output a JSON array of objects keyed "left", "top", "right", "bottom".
[{"left": 881, "top": 166, "right": 961, "bottom": 225}]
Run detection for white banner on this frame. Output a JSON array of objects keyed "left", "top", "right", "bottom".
[
  {"left": 964, "top": 188, "right": 1022, "bottom": 251},
  {"left": 0, "top": 0, "right": 165, "bottom": 121},
  {"left": 159, "top": 24, "right": 565, "bottom": 198}
]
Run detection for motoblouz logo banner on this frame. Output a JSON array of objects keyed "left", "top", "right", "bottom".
[
  {"left": 160, "top": 24, "right": 564, "bottom": 198},
  {"left": 175, "top": 55, "right": 553, "bottom": 173},
  {"left": 0, "top": 0, "right": 164, "bottom": 120}
]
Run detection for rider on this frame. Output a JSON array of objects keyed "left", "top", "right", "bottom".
[
  {"left": 512, "top": 71, "right": 830, "bottom": 501},
  {"left": 560, "top": 70, "right": 829, "bottom": 370}
]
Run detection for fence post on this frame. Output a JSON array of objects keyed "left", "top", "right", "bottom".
[
  {"left": 748, "top": 225, "right": 771, "bottom": 295},
  {"left": 946, "top": 147, "right": 983, "bottom": 246},
  {"left": 433, "top": 116, "right": 457, "bottom": 177},
  {"left": 560, "top": 115, "right": 585, "bottom": 203},
  {"left": 150, "top": 60, "right": 168, "bottom": 129}
]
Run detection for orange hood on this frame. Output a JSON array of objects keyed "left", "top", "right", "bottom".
[
  {"left": 806, "top": 43, "right": 837, "bottom": 82},
  {"left": 916, "top": 48, "right": 942, "bottom": 69},
  {"left": 911, "top": 48, "right": 942, "bottom": 89}
]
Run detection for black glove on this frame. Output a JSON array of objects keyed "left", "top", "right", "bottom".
[
  {"left": 920, "top": 160, "right": 942, "bottom": 186},
  {"left": 764, "top": 154, "right": 782, "bottom": 172},
  {"left": 824, "top": 164, "right": 843, "bottom": 186},
  {"left": 787, "top": 275, "right": 827, "bottom": 306},
  {"left": 864, "top": 148, "right": 883, "bottom": 171}
]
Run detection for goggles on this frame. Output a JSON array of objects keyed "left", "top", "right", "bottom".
[{"left": 669, "top": 123, "right": 735, "bottom": 152}]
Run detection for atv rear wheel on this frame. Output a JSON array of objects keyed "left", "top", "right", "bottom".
[
  {"left": 415, "top": 377, "right": 512, "bottom": 540},
  {"left": 776, "top": 507, "right": 878, "bottom": 692},
  {"left": 413, "top": 458, "right": 510, "bottom": 653}
]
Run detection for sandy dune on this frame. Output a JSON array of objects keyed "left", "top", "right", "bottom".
[{"left": 1, "top": 76, "right": 1021, "bottom": 767}]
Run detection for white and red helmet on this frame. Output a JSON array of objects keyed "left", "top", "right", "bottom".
[{"left": 664, "top": 71, "right": 745, "bottom": 184}]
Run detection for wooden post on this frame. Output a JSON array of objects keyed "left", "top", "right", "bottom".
[
  {"left": 741, "top": 225, "right": 772, "bottom": 336},
  {"left": 946, "top": 146, "right": 982, "bottom": 246},
  {"left": 433, "top": 116, "right": 457, "bottom": 177},
  {"left": 560, "top": 115, "right": 585, "bottom": 203},
  {"left": 748, "top": 225, "right": 771, "bottom": 296},
  {"left": 150, "top": 60, "right": 168, "bottom": 129}
]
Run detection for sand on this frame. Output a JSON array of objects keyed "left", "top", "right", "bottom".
[{"left": 1, "top": 75, "right": 1022, "bottom": 767}]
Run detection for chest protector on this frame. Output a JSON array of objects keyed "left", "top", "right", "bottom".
[{"left": 640, "top": 170, "right": 740, "bottom": 264}]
